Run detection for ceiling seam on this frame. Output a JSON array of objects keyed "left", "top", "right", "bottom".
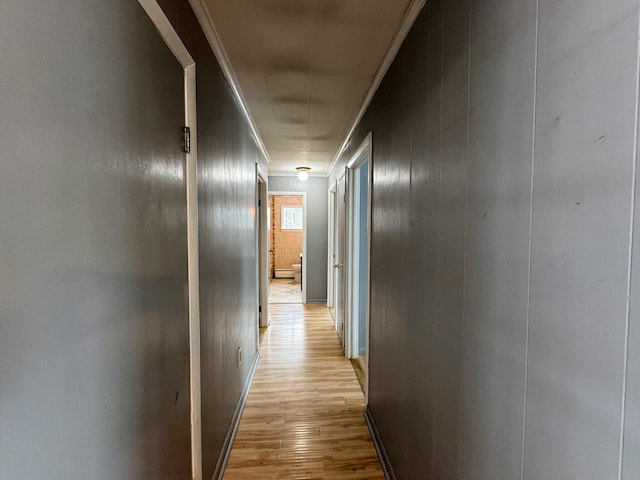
[{"left": 303, "top": 0, "right": 321, "bottom": 169}]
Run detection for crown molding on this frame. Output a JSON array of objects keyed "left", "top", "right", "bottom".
[
  {"left": 326, "top": 0, "right": 427, "bottom": 178},
  {"left": 187, "top": 0, "right": 272, "bottom": 164}
]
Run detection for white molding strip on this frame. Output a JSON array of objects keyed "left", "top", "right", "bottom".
[
  {"left": 326, "top": 0, "right": 427, "bottom": 178},
  {"left": 139, "top": 0, "right": 194, "bottom": 67},
  {"left": 187, "top": 0, "right": 272, "bottom": 165},
  {"left": 184, "top": 63, "right": 203, "bottom": 480}
]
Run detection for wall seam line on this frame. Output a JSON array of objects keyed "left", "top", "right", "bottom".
[
  {"left": 520, "top": 0, "right": 541, "bottom": 478},
  {"left": 457, "top": 0, "right": 473, "bottom": 477},
  {"left": 432, "top": 3, "right": 445, "bottom": 477},
  {"left": 617, "top": 4, "right": 640, "bottom": 479}
]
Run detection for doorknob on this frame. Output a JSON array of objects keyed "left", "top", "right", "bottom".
[{"left": 333, "top": 263, "right": 343, "bottom": 268}]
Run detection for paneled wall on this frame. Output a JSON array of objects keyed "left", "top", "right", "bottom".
[
  {"left": 329, "top": 0, "right": 640, "bottom": 478},
  {"left": 0, "top": 1, "right": 192, "bottom": 478},
  {"left": 268, "top": 176, "right": 328, "bottom": 303},
  {"left": 0, "top": 0, "right": 264, "bottom": 479}
]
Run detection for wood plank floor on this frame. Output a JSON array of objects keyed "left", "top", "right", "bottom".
[{"left": 223, "top": 304, "right": 384, "bottom": 480}]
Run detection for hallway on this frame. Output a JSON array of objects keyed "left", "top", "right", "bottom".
[
  {"left": 224, "top": 304, "right": 383, "bottom": 479},
  {"left": 5, "top": 0, "right": 640, "bottom": 478}
]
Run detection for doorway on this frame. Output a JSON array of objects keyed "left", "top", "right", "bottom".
[
  {"left": 333, "top": 175, "right": 346, "bottom": 345},
  {"left": 267, "top": 191, "right": 307, "bottom": 304},
  {"left": 137, "top": 1, "right": 202, "bottom": 478},
  {"left": 327, "top": 184, "right": 337, "bottom": 319},
  {"left": 345, "top": 133, "right": 372, "bottom": 400},
  {"left": 257, "top": 169, "right": 269, "bottom": 327}
]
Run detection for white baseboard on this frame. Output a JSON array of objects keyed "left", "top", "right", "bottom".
[
  {"left": 212, "top": 353, "right": 260, "bottom": 479},
  {"left": 365, "top": 406, "right": 396, "bottom": 480}
]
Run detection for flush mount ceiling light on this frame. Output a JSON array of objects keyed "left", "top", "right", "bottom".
[{"left": 296, "top": 166, "right": 311, "bottom": 182}]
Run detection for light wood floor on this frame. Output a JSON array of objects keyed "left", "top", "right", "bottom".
[{"left": 223, "top": 303, "right": 384, "bottom": 479}]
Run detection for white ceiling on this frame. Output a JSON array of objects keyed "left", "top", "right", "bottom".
[{"left": 198, "top": 0, "right": 416, "bottom": 175}]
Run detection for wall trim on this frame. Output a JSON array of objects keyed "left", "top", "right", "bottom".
[
  {"left": 326, "top": 0, "right": 427, "bottom": 178},
  {"left": 365, "top": 406, "right": 397, "bottom": 480},
  {"left": 212, "top": 352, "right": 260, "bottom": 480},
  {"left": 138, "top": 0, "right": 194, "bottom": 67},
  {"left": 186, "top": 0, "right": 271, "bottom": 165}
]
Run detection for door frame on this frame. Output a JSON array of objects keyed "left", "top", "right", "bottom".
[
  {"left": 137, "top": 2, "right": 202, "bottom": 478},
  {"left": 327, "top": 183, "right": 337, "bottom": 309},
  {"left": 334, "top": 172, "right": 347, "bottom": 344},
  {"left": 257, "top": 167, "right": 269, "bottom": 327},
  {"left": 267, "top": 191, "right": 308, "bottom": 304},
  {"left": 345, "top": 133, "right": 372, "bottom": 400}
]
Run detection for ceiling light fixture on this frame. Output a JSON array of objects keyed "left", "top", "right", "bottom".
[{"left": 296, "top": 166, "right": 311, "bottom": 182}]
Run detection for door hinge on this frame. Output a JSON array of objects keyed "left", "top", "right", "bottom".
[
  {"left": 182, "top": 126, "right": 191, "bottom": 153},
  {"left": 259, "top": 306, "right": 262, "bottom": 313},
  {"left": 258, "top": 199, "right": 262, "bottom": 207}
]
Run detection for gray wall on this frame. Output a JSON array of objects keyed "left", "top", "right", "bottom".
[
  {"left": 0, "top": 0, "right": 262, "bottom": 479},
  {"left": 329, "top": 0, "right": 640, "bottom": 478},
  {"left": 268, "top": 176, "right": 328, "bottom": 303},
  {"left": 0, "top": 0, "right": 191, "bottom": 478}
]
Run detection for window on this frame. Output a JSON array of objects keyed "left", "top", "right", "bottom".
[{"left": 281, "top": 206, "right": 303, "bottom": 230}]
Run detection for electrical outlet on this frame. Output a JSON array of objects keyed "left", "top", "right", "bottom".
[{"left": 237, "top": 346, "right": 242, "bottom": 366}]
